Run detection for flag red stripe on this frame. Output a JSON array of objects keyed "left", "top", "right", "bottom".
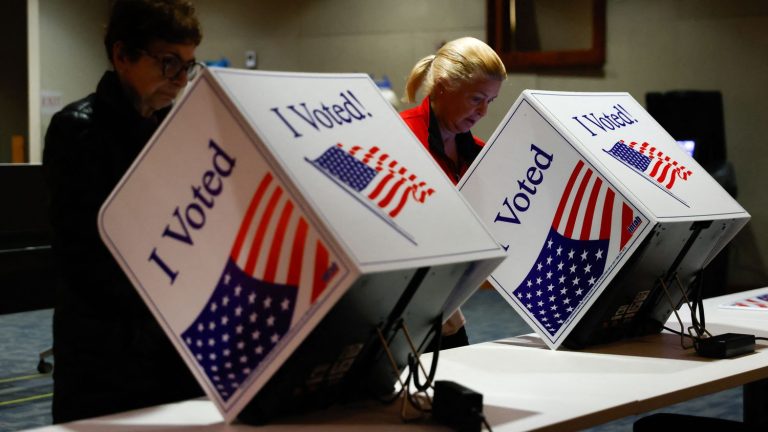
[
  {"left": 620, "top": 203, "right": 633, "bottom": 250},
  {"left": 649, "top": 159, "right": 663, "bottom": 178},
  {"left": 414, "top": 187, "right": 434, "bottom": 203},
  {"left": 310, "top": 241, "right": 330, "bottom": 304},
  {"left": 243, "top": 186, "right": 283, "bottom": 275},
  {"left": 362, "top": 146, "right": 380, "bottom": 164},
  {"left": 377, "top": 177, "right": 406, "bottom": 208},
  {"left": 581, "top": 177, "right": 603, "bottom": 240},
  {"left": 661, "top": 164, "right": 676, "bottom": 189},
  {"left": 564, "top": 169, "right": 592, "bottom": 239},
  {"left": 746, "top": 299, "right": 768, "bottom": 307},
  {"left": 600, "top": 188, "right": 615, "bottom": 240},
  {"left": 656, "top": 162, "right": 670, "bottom": 182},
  {"left": 231, "top": 173, "right": 273, "bottom": 261},
  {"left": 388, "top": 185, "right": 412, "bottom": 217},
  {"left": 552, "top": 160, "right": 585, "bottom": 230},
  {"left": 367, "top": 172, "right": 394, "bottom": 200},
  {"left": 287, "top": 218, "right": 308, "bottom": 287},
  {"left": 264, "top": 200, "right": 294, "bottom": 283}
]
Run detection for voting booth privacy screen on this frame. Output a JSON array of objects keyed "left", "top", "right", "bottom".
[
  {"left": 98, "top": 68, "right": 505, "bottom": 422},
  {"left": 459, "top": 90, "right": 749, "bottom": 350}
]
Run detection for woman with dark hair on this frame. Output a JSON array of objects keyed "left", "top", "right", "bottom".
[{"left": 43, "top": 0, "right": 204, "bottom": 423}]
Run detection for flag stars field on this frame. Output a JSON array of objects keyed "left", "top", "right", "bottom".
[
  {"left": 183, "top": 262, "right": 295, "bottom": 399},
  {"left": 180, "top": 171, "right": 335, "bottom": 402},
  {"left": 514, "top": 228, "right": 610, "bottom": 336}
]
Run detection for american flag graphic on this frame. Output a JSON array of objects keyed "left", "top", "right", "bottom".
[
  {"left": 604, "top": 140, "right": 693, "bottom": 206},
  {"left": 308, "top": 143, "right": 434, "bottom": 244},
  {"left": 513, "top": 160, "right": 642, "bottom": 337},
  {"left": 727, "top": 293, "right": 768, "bottom": 310},
  {"left": 310, "top": 143, "right": 434, "bottom": 217},
  {"left": 181, "top": 172, "right": 338, "bottom": 402}
]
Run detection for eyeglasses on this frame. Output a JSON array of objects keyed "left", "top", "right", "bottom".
[{"left": 140, "top": 49, "right": 203, "bottom": 80}]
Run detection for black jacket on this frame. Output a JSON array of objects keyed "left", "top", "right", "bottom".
[{"left": 43, "top": 71, "right": 202, "bottom": 423}]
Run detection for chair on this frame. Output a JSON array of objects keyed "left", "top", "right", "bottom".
[{"left": 0, "top": 163, "right": 56, "bottom": 372}]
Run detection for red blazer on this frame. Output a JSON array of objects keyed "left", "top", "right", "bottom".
[{"left": 400, "top": 97, "right": 484, "bottom": 185}]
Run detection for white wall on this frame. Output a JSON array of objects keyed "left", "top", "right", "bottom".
[
  {"left": 481, "top": 0, "right": 768, "bottom": 288},
  {"left": 33, "top": 0, "right": 768, "bottom": 286},
  {"left": 194, "top": 1, "right": 303, "bottom": 71},
  {"left": 37, "top": 0, "right": 110, "bottom": 154},
  {"left": 193, "top": 0, "right": 486, "bottom": 108}
]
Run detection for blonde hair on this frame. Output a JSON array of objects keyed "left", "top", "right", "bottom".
[{"left": 404, "top": 37, "right": 506, "bottom": 103}]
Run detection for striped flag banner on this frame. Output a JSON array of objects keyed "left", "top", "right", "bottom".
[
  {"left": 512, "top": 160, "right": 643, "bottom": 338},
  {"left": 307, "top": 143, "right": 435, "bottom": 245},
  {"left": 720, "top": 293, "right": 768, "bottom": 311},
  {"left": 604, "top": 140, "right": 692, "bottom": 207},
  {"left": 181, "top": 172, "right": 339, "bottom": 403}
]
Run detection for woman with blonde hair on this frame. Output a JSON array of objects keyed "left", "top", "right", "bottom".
[
  {"left": 401, "top": 37, "right": 506, "bottom": 184},
  {"left": 401, "top": 37, "right": 506, "bottom": 349}
]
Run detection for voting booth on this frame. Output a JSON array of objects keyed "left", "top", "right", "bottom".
[
  {"left": 98, "top": 68, "right": 505, "bottom": 422},
  {"left": 459, "top": 90, "right": 749, "bottom": 350}
]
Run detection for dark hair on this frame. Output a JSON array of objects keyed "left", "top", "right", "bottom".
[{"left": 105, "top": 0, "right": 203, "bottom": 63}]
